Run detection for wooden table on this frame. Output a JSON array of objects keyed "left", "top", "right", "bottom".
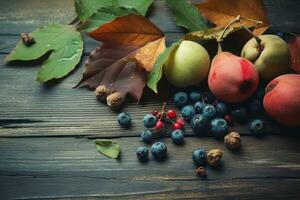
[{"left": 1, "top": 0, "right": 300, "bottom": 199}]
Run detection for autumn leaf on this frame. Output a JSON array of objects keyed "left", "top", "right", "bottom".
[
  {"left": 75, "top": 0, "right": 153, "bottom": 20},
  {"left": 6, "top": 24, "right": 83, "bottom": 82},
  {"left": 195, "top": 0, "right": 269, "bottom": 36},
  {"left": 288, "top": 34, "right": 300, "bottom": 73},
  {"left": 95, "top": 140, "right": 121, "bottom": 159},
  {"left": 76, "top": 14, "right": 165, "bottom": 102},
  {"left": 166, "top": 0, "right": 211, "bottom": 32},
  {"left": 147, "top": 40, "right": 181, "bottom": 93}
]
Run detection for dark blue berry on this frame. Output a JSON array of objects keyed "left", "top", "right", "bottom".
[
  {"left": 203, "top": 91, "right": 214, "bottom": 103},
  {"left": 171, "top": 129, "right": 184, "bottom": 145},
  {"left": 210, "top": 118, "right": 228, "bottom": 138},
  {"left": 249, "top": 119, "right": 264, "bottom": 136},
  {"left": 231, "top": 107, "right": 248, "bottom": 123},
  {"left": 136, "top": 147, "right": 149, "bottom": 162},
  {"left": 181, "top": 105, "right": 196, "bottom": 122},
  {"left": 215, "top": 102, "right": 228, "bottom": 116},
  {"left": 191, "top": 114, "right": 209, "bottom": 135},
  {"left": 117, "top": 112, "right": 131, "bottom": 128},
  {"left": 141, "top": 130, "right": 153, "bottom": 143},
  {"left": 189, "top": 91, "right": 202, "bottom": 103},
  {"left": 174, "top": 92, "right": 188, "bottom": 108},
  {"left": 247, "top": 99, "right": 263, "bottom": 114},
  {"left": 151, "top": 142, "right": 167, "bottom": 160},
  {"left": 143, "top": 114, "right": 157, "bottom": 128},
  {"left": 192, "top": 149, "right": 207, "bottom": 166},
  {"left": 203, "top": 104, "right": 217, "bottom": 119},
  {"left": 194, "top": 101, "right": 205, "bottom": 113}
]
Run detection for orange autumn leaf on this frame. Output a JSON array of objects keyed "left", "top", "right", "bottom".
[
  {"left": 288, "top": 35, "right": 300, "bottom": 73},
  {"left": 195, "top": 0, "right": 270, "bottom": 36},
  {"left": 89, "top": 14, "right": 165, "bottom": 71}
]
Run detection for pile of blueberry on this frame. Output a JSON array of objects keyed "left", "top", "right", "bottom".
[{"left": 173, "top": 89, "right": 266, "bottom": 137}]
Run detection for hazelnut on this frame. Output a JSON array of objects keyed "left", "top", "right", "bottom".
[
  {"left": 224, "top": 132, "right": 241, "bottom": 150},
  {"left": 95, "top": 85, "right": 111, "bottom": 102},
  {"left": 196, "top": 166, "right": 206, "bottom": 177},
  {"left": 207, "top": 149, "right": 222, "bottom": 166},
  {"left": 106, "top": 92, "right": 124, "bottom": 110}
]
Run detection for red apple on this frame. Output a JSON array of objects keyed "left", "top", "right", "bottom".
[
  {"left": 263, "top": 74, "right": 300, "bottom": 126},
  {"left": 208, "top": 52, "right": 259, "bottom": 103}
]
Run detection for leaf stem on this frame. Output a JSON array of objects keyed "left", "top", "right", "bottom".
[{"left": 240, "top": 17, "right": 263, "bottom": 24}]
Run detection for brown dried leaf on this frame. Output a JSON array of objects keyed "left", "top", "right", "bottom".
[{"left": 195, "top": 0, "right": 269, "bottom": 36}]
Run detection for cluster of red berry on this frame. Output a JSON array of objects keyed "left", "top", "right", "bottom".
[{"left": 151, "top": 103, "right": 185, "bottom": 131}]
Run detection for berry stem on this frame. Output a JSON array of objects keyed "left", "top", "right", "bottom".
[
  {"left": 217, "top": 15, "right": 241, "bottom": 42},
  {"left": 158, "top": 101, "right": 167, "bottom": 121}
]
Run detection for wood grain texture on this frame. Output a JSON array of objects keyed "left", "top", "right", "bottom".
[
  {"left": 0, "top": 0, "right": 300, "bottom": 34},
  {"left": 1, "top": 0, "right": 300, "bottom": 199},
  {"left": 0, "top": 136, "right": 300, "bottom": 199}
]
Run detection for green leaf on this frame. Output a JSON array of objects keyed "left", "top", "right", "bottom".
[
  {"left": 166, "top": 0, "right": 211, "bottom": 32},
  {"left": 95, "top": 140, "right": 121, "bottom": 159},
  {"left": 185, "top": 26, "right": 244, "bottom": 41},
  {"left": 79, "top": 6, "right": 138, "bottom": 33},
  {"left": 75, "top": 0, "right": 153, "bottom": 20},
  {"left": 147, "top": 41, "right": 181, "bottom": 93},
  {"left": 6, "top": 24, "right": 83, "bottom": 82}
]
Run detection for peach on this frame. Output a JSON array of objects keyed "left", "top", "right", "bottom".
[
  {"left": 208, "top": 52, "right": 259, "bottom": 103},
  {"left": 263, "top": 74, "right": 300, "bottom": 126}
]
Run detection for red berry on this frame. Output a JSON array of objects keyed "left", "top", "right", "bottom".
[
  {"left": 155, "top": 120, "right": 164, "bottom": 129},
  {"left": 176, "top": 119, "right": 185, "bottom": 127},
  {"left": 173, "top": 122, "right": 183, "bottom": 129},
  {"left": 152, "top": 110, "right": 159, "bottom": 116},
  {"left": 224, "top": 115, "right": 233, "bottom": 125},
  {"left": 167, "top": 109, "right": 177, "bottom": 119}
]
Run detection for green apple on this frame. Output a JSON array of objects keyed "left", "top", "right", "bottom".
[
  {"left": 241, "top": 34, "right": 290, "bottom": 80},
  {"left": 164, "top": 40, "right": 210, "bottom": 88}
]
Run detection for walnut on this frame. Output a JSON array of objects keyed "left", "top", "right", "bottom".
[
  {"left": 95, "top": 85, "right": 111, "bottom": 102},
  {"left": 21, "top": 33, "right": 35, "bottom": 46},
  {"left": 196, "top": 166, "right": 206, "bottom": 177},
  {"left": 224, "top": 132, "right": 241, "bottom": 150},
  {"left": 106, "top": 92, "right": 124, "bottom": 110},
  {"left": 207, "top": 149, "right": 222, "bottom": 167}
]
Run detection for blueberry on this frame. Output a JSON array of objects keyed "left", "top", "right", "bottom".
[
  {"left": 171, "top": 129, "right": 184, "bottom": 145},
  {"left": 181, "top": 105, "right": 196, "bottom": 122},
  {"left": 174, "top": 92, "right": 188, "bottom": 108},
  {"left": 117, "top": 112, "right": 131, "bottom": 128},
  {"left": 192, "top": 149, "right": 207, "bottom": 166},
  {"left": 136, "top": 147, "right": 149, "bottom": 162},
  {"left": 203, "top": 91, "right": 214, "bottom": 103},
  {"left": 194, "top": 101, "right": 205, "bottom": 113},
  {"left": 151, "top": 142, "right": 167, "bottom": 160},
  {"left": 210, "top": 118, "right": 228, "bottom": 138},
  {"left": 141, "top": 130, "right": 153, "bottom": 143},
  {"left": 191, "top": 114, "right": 209, "bottom": 135},
  {"left": 203, "top": 104, "right": 217, "bottom": 119},
  {"left": 143, "top": 114, "right": 157, "bottom": 128},
  {"left": 215, "top": 102, "right": 228, "bottom": 116},
  {"left": 249, "top": 119, "right": 264, "bottom": 136},
  {"left": 189, "top": 91, "right": 202, "bottom": 103},
  {"left": 231, "top": 107, "right": 248, "bottom": 123},
  {"left": 247, "top": 99, "right": 263, "bottom": 114}
]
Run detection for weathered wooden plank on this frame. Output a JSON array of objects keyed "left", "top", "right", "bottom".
[
  {"left": 0, "top": 136, "right": 300, "bottom": 199},
  {"left": 0, "top": 0, "right": 300, "bottom": 34}
]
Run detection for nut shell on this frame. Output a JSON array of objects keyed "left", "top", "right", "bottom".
[
  {"left": 207, "top": 149, "right": 222, "bottom": 166},
  {"left": 107, "top": 92, "right": 124, "bottom": 110},
  {"left": 224, "top": 132, "right": 241, "bottom": 150},
  {"left": 95, "top": 85, "right": 111, "bottom": 102}
]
